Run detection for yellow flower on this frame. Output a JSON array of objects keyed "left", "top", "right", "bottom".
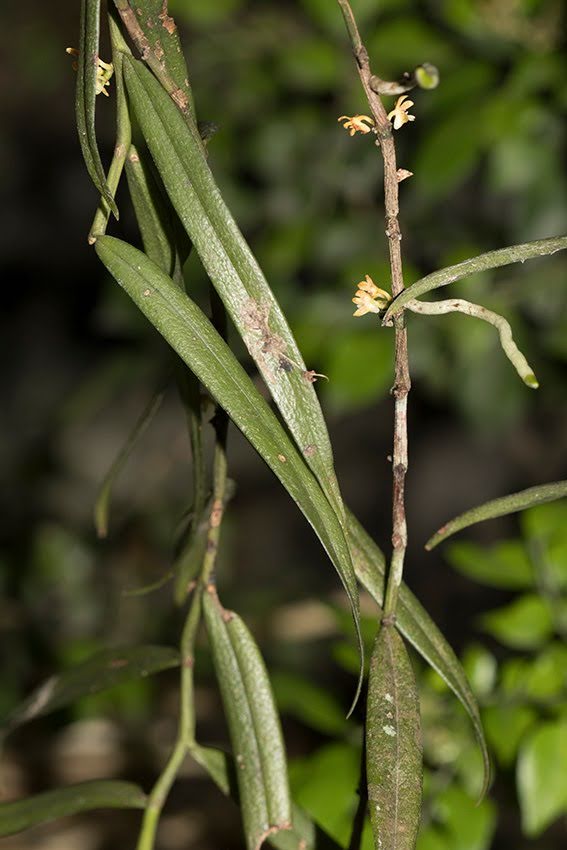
[
  {"left": 387, "top": 95, "right": 415, "bottom": 130},
  {"left": 66, "top": 47, "right": 114, "bottom": 97},
  {"left": 338, "top": 114, "right": 375, "bottom": 136},
  {"left": 352, "top": 275, "right": 392, "bottom": 317}
]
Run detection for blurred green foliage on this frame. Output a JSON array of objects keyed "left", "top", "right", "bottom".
[
  {"left": 277, "top": 503, "right": 567, "bottom": 849},
  {"left": 157, "top": 0, "right": 567, "bottom": 428}
]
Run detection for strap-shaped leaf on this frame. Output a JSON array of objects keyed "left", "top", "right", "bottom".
[
  {"left": 0, "top": 780, "right": 146, "bottom": 837},
  {"left": 426, "top": 480, "right": 567, "bottom": 550},
  {"left": 125, "top": 141, "right": 205, "bottom": 604},
  {"left": 346, "top": 509, "right": 490, "bottom": 796},
  {"left": 384, "top": 235, "right": 567, "bottom": 320},
  {"left": 94, "top": 389, "right": 164, "bottom": 537},
  {"left": 88, "top": 11, "right": 133, "bottom": 242},
  {"left": 3, "top": 645, "right": 179, "bottom": 733},
  {"left": 190, "top": 744, "right": 321, "bottom": 850},
  {"left": 95, "top": 236, "right": 362, "bottom": 695},
  {"left": 125, "top": 143, "right": 191, "bottom": 279},
  {"left": 124, "top": 0, "right": 195, "bottom": 115},
  {"left": 203, "top": 591, "right": 292, "bottom": 850},
  {"left": 367, "top": 625, "right": 422, "bottom": 850},
  {"left": 122, "top": 56, "right": 345, "bottom": 523},
  {"left": 75, "top": 0, "right": 118, "bottom": 215}
]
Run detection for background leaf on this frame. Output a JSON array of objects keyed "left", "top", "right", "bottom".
[
  {"left": 426, "top": 481, "right": 567, "bottom": 549},
  {"left": 430, "top": 784, "right": 496, "bottom": 850},
  {"left": 0, "top": 780, "right": 146, "bottom": 837},
  {"left": 517, "top": 719, "right": 567, "bottom": 836},
  {"left": 3, "top": 645, "right": 179, "bottom": 732},
  {"left": 480, "top": 595, "right": 554, "bottom": 650},
  {"left": 94, "top": 389, "right": 164, "bottom": 537},
  {"left": 445, "top": 540, "right": 534, "bottom": 589}
]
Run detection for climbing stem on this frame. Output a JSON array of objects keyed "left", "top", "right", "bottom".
[{"left": 337, "top": 0, "right": 411, "bottom": 622}]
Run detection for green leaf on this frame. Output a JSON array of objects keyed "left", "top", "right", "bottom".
[
  {"left": 289, "top": 742, "right": 361, "bottom": 847},
  {"left": 203, "top": 591, "right": 291, "bottom": 850},
  {"left": 125, "top": 144, "right": 185, "bottom": 279},
  {"left": 127, "top": 0, "right": 195, "bottom": 115},
  {"left": 3, "top": 645, "right": 179, "bottom": 733},
  {"left": 445, "top": 540, "right": 534, "bottom": 589},
  {"left": 189, "top": 744, "right": 320, "bottom": 850},
  {"left": 347, "top": 510, "right": 491, "bottom": 797},
  {"left": 522, "top": 642, "right": 567, "bottom": 699},
  {"left": 431, "top": 785, "right": 496, "bottom": 850},
  {"left": 0, "top": 780, "right": 146, "bottom": 837},
  {"left": 426, "top": 481, "right": 567, "bottom": 549},
  {"left": 122, "top": 56, "right": 346, "bottom": 523},
  {"left": 385, "top": 237, "right": 567, "bottom": 321},
  {"left": 480, "top": 595, "right": 554, "bottom": 650},
  {"left": 271, "top": 672, "right": 348, "bottom": 736},
  {"left": 124, "top": 141, "right": 204, "bottom": 604},
  {"left": 95, "top": 236, "right": 362, "bottom": 695},
  {"left": 416, "top": 826, "right": 448, "bottom": 850},
  {"left": 461, "top": 645, "right": 497, "bottom": 698},
  {"left": 324, "top": 329, "right": 393, "bottom": 409},
  {"left": 88, "top": 13, "right": 132, "bottom": 242},
  {"left": 517, "top": 718, "right": 567, "bottom": 836},
  {"left": 367, "top": 626, "right": 422, "bottom": 850},
  {"left": 413, "top": 108, "right": 482, "bottom": 199},
  {"left": 94, "top": 389, "right": 164, "bottom": 537},
  {"left": 483, "top": 705, "right": 536, "bottom": 768},
  {"left": 75, "top": 0, "right": 117, "bottom": 216},
  {"left": 190, "top": 743, "right": 231, "bottom": 795}
]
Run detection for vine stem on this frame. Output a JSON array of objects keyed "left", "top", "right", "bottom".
[
  {"left": 135, "top": 435, "right": 229, "bottom": 850},
  {"left": 337, "top": 0, "right": 411, "bottom": 621}
]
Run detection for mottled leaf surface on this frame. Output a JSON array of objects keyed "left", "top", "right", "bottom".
[
  {"left": 95, "top": 236, "right": 362, "bottom": 688},
  {"left": 122, "top": 57, "right": 345, "bottom": 522},
  {"left": 367, "top": 626, "right": 422, "bottom": 850},
  {"left": 347, "top": 510, "right": 490, "bottom": 796},
  {"left": 203, "top": 591, "right": 291, "bottom": 850}
]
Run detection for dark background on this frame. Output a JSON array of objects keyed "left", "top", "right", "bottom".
[{"left": 1, "top": 1, "right": 566, "bottom": 848}]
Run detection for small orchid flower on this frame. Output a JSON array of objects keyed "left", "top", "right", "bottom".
[
  {"left": 387, "top": 95, "right": 415, "bottom": 130},
  {"left": 66, "top": 47, "right": 114, "bottom": 97},
  {"left": 352, "top": 275, "right": 392, "bottom": 317},
  {"left": 338, "top": 114, "right": 375, "bottom": 136}
]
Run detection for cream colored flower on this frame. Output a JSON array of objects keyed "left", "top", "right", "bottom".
[
  {"left": 387, "top": 95, "right": 415, "bottom": 130},
  {"left": 338, "top": 114, "right": 375, "bottom": 136},
  {"left": 352, "top": 275, "right": 392, "bottom": 317},
  {"left": 66, "top": 47, "right": 114, "bottom": 97}
]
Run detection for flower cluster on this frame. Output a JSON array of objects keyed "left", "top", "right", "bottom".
[
  {"left": 387, "top": 95, "right": 415, "bottom": 130},
  {"left": 337, "top": 114, "right": 375, "bottom": 136},
  {"left": 352, "top": 276, "right": 392, "bottom": 317},
  {"left": 66, "top": 47, "right": 114, "bottom": 97}
]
